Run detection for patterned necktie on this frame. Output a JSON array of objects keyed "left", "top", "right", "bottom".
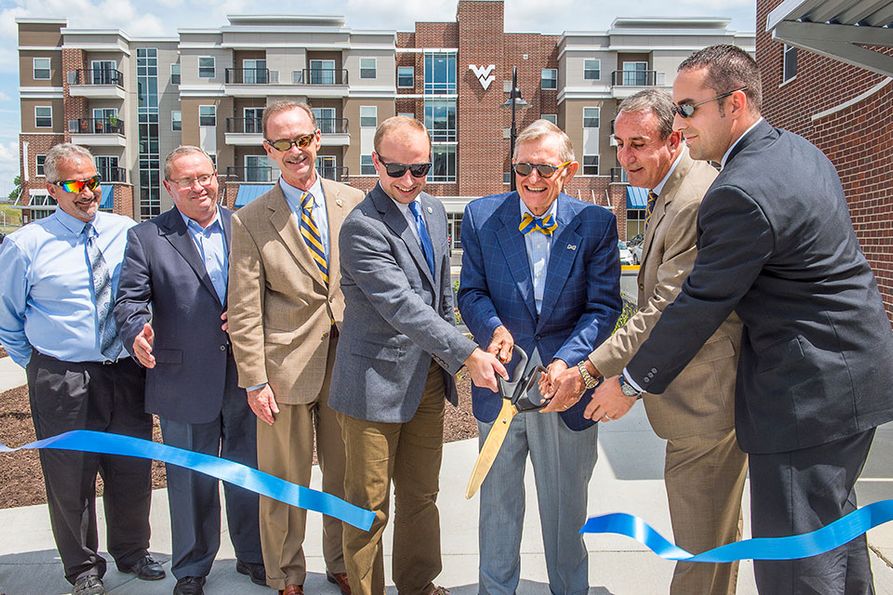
[
  {"left": 83, "top": 223, "right": 117, "bottom": 360},
  {"left": 519, "top": 212, "right": 558, "bottom": 236},
  {"left": 408, "top": 201, "right": 435, "bottom": 275},
  {"left": 299, "top": 191, "right": 328, "bottom": 285},
  {"left": 644, "top": 191, "right": 659, "bottom": 232}
]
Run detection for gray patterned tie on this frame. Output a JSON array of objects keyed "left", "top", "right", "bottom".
[{"left": 83, "top": 222, "right": 117, "bottom": 360}]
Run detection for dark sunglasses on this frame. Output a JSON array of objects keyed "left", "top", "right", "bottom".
[
  {"left": 377, "top": 157, "right": 432, "bottom": 178},
  {"left": 54, "top": 175, "right": 101, "bottom": 193},
  {"left": 265, "top": 132, "right": 317, "bottom": 152},
  {"left": 512, "top": 161, "right": 571, "bottom": 178},
  {"left": 672, "top": 87, "right": 747, "bottom": 119}
]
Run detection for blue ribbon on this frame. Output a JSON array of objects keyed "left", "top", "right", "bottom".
[
  {"left": 581, "top": 501, "right": 893, "bottom": 562},
  {"left": 0, "top": 430, "right": 375, "bottom": 532}
]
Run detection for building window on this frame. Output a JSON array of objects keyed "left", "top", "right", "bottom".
[
  {"left": 361, "top": 155, "right": 375, "bottom": 175},
  {"left": 584, "top": 59, "right": 601, "bottom": 81},
  {"left": 360, "top": 106, "right": 377, "bottom": 128},
  {"left": 35, "top": 106, "right": 52, "bottom": 128},
  {"left": 429, "top": 144, "right": 456, "bottom": 182},
  {"left": 199, "top": 105, "right": 216, "bottom": 127},
  {"left": 170, "top": 63, "right": 180, "bottom": 85},
  {"left": 33, "top": 58, "right": 51, "bottom": 80},
  {"left": 583, "top": 155, "right": 599, "bottom": 175},
  {"left": 311, "top": 107, "right": 336, "bottom": 134},
  {"left": 95, "top": 156, "right": 119, "bottom": 184},
  {"left": 171, "top": 110, "right": 181, "bottom": 131},
  {"left": 541, "top": 114, "right": 558, "bottom": 125},
  {"left": 310, "top": 59, "right": 336, "bottom": 85},
  {"left": 91, "top": 61, "right": 117, "bottom": 85},
  {"left": 398, "top": 111, "right": 415, "bottom": 119},
  {"left": 583, "top": 107, "right": 600, "bottom": 129},
  {"left": 244, "top": 107, "right": 264, "bottom": 133},
  {"left": 541, "top": 68, "right": 558, "bottom": 90},
  {"left": 622, "top": 61, "right": 648, "bottom": 86},
  {"left": 245, "top": 155, "right": 272, "bottom": 182},
  {"left": 397, "top": 66, "right": 414, "bottom": 88},
  {"left": 243, "top": 59, "right": 268, "bottom": 84},
  {"left": 137, "top": 48, "right": 160, "bottom": 220},
  {"left": 783, "top": 44, "right": 798, "bottom": 83},
  {"left": 360, "top": 57, "right": 377, "bottom": 79},
  {"left": 317, "top": 155, "right": 338, "bottom": 181},
  {"left": 198, "top": 56, "right": 215, "bottom": 79},
  {"left": 447, "top": 212, "right": 462, "bottom": 251},
  {"left": 425, "top": 100, "right": 456, "bottom": 142},
  {"left": 36, "top": 155, "right": 46, "bottom": 177},
  {"left": 626, "top": 209, "right": 645, "bottom": 239},
  {"left": 424, "top": 52, "right": 456, "bottom": 95}
]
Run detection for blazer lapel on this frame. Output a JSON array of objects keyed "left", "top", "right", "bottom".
[
  {"left": 495, "top": 195, "right": 537, "bottom": 320},
  {"left": 267, "top": 184, "right": 324, "bottom": 286},
  {"left": 160, "top": 208, "right": 222, "bottom": 306},
  {"left": 321, "top": 179, "right": 348, "bottom": 295},
  {"left": 538, "top": 196, "right": 581, "bottom": 325},
  {"left": 372, "top": 185, "right": 436, "bottom": 290}
]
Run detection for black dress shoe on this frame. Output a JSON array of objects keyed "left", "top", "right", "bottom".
[
  {"left": 118, "top": 554, "right": 166, "bottom": 580},
  {"left": 235, "top": 559, "right": 267, "bottom": 586},
  {"left": 73, "top": 574, "right": 106, "bottom": 595},
  {"left": 173, "top": 576, "right": 206, "bottom": 595}
]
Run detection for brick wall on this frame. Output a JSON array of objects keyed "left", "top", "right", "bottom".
[
  {"left": 61, "top": 48, "right": 87, "bottom": 142},
  {"left": 757, "top": 0, "right": 893, "bottom": 317}
]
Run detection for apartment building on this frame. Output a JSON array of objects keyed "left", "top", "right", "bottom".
[{"left": 16, "top": 1, "right": 753, "bottom": 243}]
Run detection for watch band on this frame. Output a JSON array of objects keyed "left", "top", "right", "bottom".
[
  {"left": 577, "top": 360, "right": 598, "bottom": 390},
  {"left": 618, "top": 374, "right": 643, "bottom": 399}
]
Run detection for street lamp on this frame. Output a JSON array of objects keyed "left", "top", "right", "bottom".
[{"left": 502, "top": 66, "right": 528, "bottom": 191}]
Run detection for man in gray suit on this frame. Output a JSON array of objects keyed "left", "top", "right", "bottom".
[{"left": 329, "top": 116, "right": 506, "bottom": 595}]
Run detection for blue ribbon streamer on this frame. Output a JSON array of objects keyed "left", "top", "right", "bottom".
[
  {"left": 581, "top": 500, "right": 893, "bottom": 562},
  {"left": 0, "top": 430, "right": 375, "bottom": 532}
]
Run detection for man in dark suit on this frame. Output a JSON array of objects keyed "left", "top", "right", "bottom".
[
  {"left": 589, "top": 45, "right": 893, "bottom": 593},
  {"left": 458, "top": 119, "right": 621, "bottom": 593},
  {"left": 115, "top": 146, "right": 264, "bottom": 595},
  {"left": 329, "top": 116, "right": 506, "bottom": 595}
]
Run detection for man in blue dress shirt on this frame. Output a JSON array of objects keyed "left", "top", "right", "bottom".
[{"left": 0, "top": 143, "right": 163, "bottom": 595}]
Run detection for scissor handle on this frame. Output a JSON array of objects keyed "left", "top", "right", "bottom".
[{"left": 497, "top": 345, "right": 528, "bottom": 400}]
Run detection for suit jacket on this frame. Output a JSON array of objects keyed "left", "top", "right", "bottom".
[
  {"left": 115, "top": 206, "right": 234, "bottom": 424},
  {"left": 227, "top": 177, "right": 364, "bottom": 404},
  {"left": 590, "top": 150, "right": 742, "bottom": 440},
  {"left": 627, "top": 119, "right": 893, "bottom": 453},
  {"left": 458, "top": 192, "right": 622, "bottom": 431},
  {"left": 328, "top": 184, "right": 477, "bottom": 423}
]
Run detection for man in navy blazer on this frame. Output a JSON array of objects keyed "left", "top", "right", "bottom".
[
  {"left": 458, "top": 120, "right": 621, "bottom": 594},
  {"left": 115, "top": 146, "right": 263, "bottom": 595}
]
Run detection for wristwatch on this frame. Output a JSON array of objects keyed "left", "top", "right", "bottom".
[
  {"left": 576, "top": 361, "right": 599, "bottom": 390},
  {"left": 618, "top": 374, "right": 644, "bottom": 399}
]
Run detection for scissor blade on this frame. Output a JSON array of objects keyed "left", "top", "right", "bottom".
[{"left": 465, "top": 399, "right": 518, "bottom": 499}]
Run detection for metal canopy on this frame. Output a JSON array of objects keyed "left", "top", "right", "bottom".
[{"left": 766, "top": 0, "right": 893, "bottom": 77}]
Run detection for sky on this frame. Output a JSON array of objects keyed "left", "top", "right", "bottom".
[{"left": 0, "top": 0, "right": 758, "bottom": 199}]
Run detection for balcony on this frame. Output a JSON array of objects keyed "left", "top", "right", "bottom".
[
  {"left": 225, "top": 117, "right": 264, "bottom": 145},
  {"left": 610, "top": 70, "right": 667, "bottom": 98},
  {"left": 225, "top": 68, "right": 277, "bottom": 85},
  {"left": 67, "top": 69, "right": 126, "bottom": 100},
  {"left": 99, "top": 167, "right": 128, "bottom": 184},
  {"left": 318, "top": 165, "right": 349, "bottom": 183},
  {"left": 68, "top": 117, "right": 126, "bottom": 147},
  {"left": 610, "top": 167, "right": 629, "bottom": 184},
  {"left": 317, "top": 118, "right": 350, "bottom": 146},
  {"left": 290, "top": 69, "right": 350, "bottom": 99}
]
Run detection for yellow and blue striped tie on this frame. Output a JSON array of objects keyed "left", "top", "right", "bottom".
[
  {"left": 519, "top": 212, "right": 558, "bottom": 236},
  {"left": 299, "top": 192, "right": 328, "bottom": 285}
]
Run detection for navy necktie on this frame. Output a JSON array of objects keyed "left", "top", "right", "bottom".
[
  {"left": 408, "top": 201, "right": 435, "bottom": 275},
  {"left": 83, "top": 222, "right": 117, "bottom": 360}
]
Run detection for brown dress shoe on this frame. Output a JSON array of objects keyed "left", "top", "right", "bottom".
[
  {"left": 326, "top": 571, "right": 351, "bottom": 595},
  {"left": 279, "top": 585, "right": 303, "bottom": 595}
]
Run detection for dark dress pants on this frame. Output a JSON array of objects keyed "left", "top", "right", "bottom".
[
  {"left": 159, "top": 355, "right": 262, "bottom": 579},
  {"left": 749, "top": 428, "right": 876, "bottom": 595},
  {"left": 26, "top": 352, "right": 153, "bottom": 585}
]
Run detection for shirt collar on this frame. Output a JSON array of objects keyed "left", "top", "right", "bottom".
[
  {"left": 279, "top": 172, "right": 324, "bottom": 208},
  {"left": 519, "top": 195, "right": 559, "bottom": 223},
  {"left": 54, "top": 207, "right": 97, "bottom": 237},
  {"left": 652, "top": 150, "right": 686, "bottom": 197},
  {"left": 178, "top": 206, "right": 221, "bottom": 234},
  {"left": 721, "top": 117, "right": 764, "bottom": 169}
]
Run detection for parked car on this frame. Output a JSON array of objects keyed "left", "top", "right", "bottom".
[
  {"left": 631, "top": 242, "right": 643, "bottom": 264},
  {"left": 618, "top": 240, "right": 634, "bottom": 265}
]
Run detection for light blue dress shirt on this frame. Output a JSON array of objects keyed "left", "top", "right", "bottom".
[
  {"left": 0, "top": 208, "right": 135, "bottom": 367},
  {"left": 520, "top": 197, "right": 559, "bottom": 314},
  {"left": 180, "top": 209, "right": 228, "bottom": 305},
  {"left": 279, "top": 174, "right": 330, "bottom": 260}
]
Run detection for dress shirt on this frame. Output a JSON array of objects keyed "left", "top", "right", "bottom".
[
  {"left": 390, "top": 194, "right": 424, "bottom": 245},
  {"left": 0, "top": 208, "right": 135, "bottom": 367},
  {"left": 179, "top": 208, "right": 228, "bottom": 304},
  {"left": 652, "top": 150, "right": 685, "bottom": 197},
  {"left": 280, "top": 173, "right": 330, "bottom": 260},
  {"left": 520, "top": 197, "right": 559, "bottom": 315}
]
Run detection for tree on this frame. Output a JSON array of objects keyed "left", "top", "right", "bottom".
[{"left": 7, "top": 175, "right": 22, "bottom": 201}]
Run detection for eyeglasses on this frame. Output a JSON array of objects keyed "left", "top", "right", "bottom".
[
  {"left": 376, "top": 157, "right": 432, "bottom": 178},
  {"left": 54, "top": 175, "right": 102, "bottom": 193},
  {"left": 265, "top": 132, "right": 317, "bottom": 152},
  {"left": 512, "top": 161, "right": 571, "bottom": 178},
  {"left": 170, "top": 174, "right": 217, "bottom": 189},
  {"left": 672, "top": 87, "right": 747, "bottom": 119}
]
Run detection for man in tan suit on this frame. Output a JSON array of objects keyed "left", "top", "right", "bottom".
[
  {"left": 228, "top": 100, "right": 363, "bottom": 595},
  {"left": 545, "top": 89, "right": 747, "bottom": 595}
]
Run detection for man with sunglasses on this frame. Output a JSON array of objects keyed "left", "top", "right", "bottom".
[
  {"left": 330, "top": 116, "right": 507, "bottom": 595},
  {"left": 227, "top": 100, "right": 363, "bottom": 595},
  {"left": 0, "top": 143, "right": 163, "bottom": 595},
  {"left": 457, "top": 119, "right": 621, "bottom": 594},
  {"left": 589, "top": 45, "right": 893, "bottom": 593}
]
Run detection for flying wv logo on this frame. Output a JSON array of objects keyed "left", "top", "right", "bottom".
[{"left": 468, "top": 64, "right": 496, "bottom": 90}]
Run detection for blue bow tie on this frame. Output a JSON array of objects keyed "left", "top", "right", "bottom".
[{"left": 519, "top": 213, "right": 558, "bottom": 236}]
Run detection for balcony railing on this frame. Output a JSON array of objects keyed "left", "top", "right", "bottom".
[
  {"left": 610, "top": 167, "right": 628, "bottom": 183},
  {"left": 226, "top": 117, "right": 264, "bottom": 134},
  {"left": 99, "top": 167, "right": 127, "bottom": 183},
  {"left": 68, "top": 117, "right": 124, "bottom": 135},
  {"left": 225, "top": 68, "right": 278, "bottom": 84},
  {"left": 316, "top": 117, "right": 348, "bottom": 135},
  {"left": 318, "top": 166, "right": 349, "bottom": 182},
  {"left": 67, "top": 69, "right": 125, "bottom": 87},
  {"left": 611, "top": 70, "right": 664, "bottom": 87},
  {"left": 292, "top": 69, "right": 349, "bottom": 85},
  {"left": 225, "top": 165, "right": 349, "bottom": 183}
]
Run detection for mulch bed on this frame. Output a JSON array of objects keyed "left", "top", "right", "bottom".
[{"left": 0, "top": 368, "right": 476, "bottom": 509}]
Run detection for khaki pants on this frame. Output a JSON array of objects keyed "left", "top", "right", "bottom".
[{"left": 339, "top": 364, "right": 446, "bottom": 595}]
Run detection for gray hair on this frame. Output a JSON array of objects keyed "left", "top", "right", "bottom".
[
  {"left": 164, "top": 145, "right": 214, "bottom": 180},
  {"left": 617, "top": 90, "right": 675, "bottom": 140},
  {"left": 513, "top": 119, "right": 575, "bottom": 162},
  {"left": 261, "top": 100, "right": 317, "bottom": 138},
  {"left": 678, "top": 44, "right": 762, "bottom": 115},
  {"left": 44, "top": 143, "right": 94, "bottom": 183}
]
